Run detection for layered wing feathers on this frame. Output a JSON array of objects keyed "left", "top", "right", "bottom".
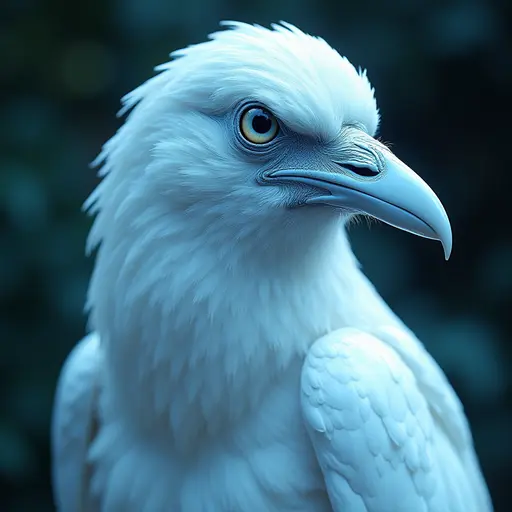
[{"left": 301, "top": 327, "right": 492, "bottom": 512}]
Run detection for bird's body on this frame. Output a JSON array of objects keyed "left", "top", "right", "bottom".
[{"left": 52, "top": 22, "right": 492, "bottom": 511}]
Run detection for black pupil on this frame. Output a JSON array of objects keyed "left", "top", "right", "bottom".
[{"left": 252, "top": 111, "right": 272, "bottom": 134}]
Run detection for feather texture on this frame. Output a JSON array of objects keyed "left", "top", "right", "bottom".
[
  {"left": 301, "top": 327, "right": 492, "bottom": 511},
  {"left": 52, "top": 333, "right": 102, "bottom": 511}
]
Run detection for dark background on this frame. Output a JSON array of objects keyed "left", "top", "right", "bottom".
[{"left": 1, "top": 0, "right": 511, "bottom": 510}]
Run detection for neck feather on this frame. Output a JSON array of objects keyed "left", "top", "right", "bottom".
[{"left": 88, "top": 195, "right": 371, "bottom": 449}]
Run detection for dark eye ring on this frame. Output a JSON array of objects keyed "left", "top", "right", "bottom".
[{"left": 239, "top": 106, "right": 279, "bottom": 144}]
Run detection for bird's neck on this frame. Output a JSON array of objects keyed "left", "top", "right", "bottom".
[{"left": 89, "top": 207, "right": 378, "bottom": 449}]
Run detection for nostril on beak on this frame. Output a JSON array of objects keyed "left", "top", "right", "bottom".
[{"left": 335, "top": 162, "right": 379, "bottom": 178}]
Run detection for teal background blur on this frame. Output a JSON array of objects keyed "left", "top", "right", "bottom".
[{"left": 1, "top": 0, "right": 511, "bottom": 510}]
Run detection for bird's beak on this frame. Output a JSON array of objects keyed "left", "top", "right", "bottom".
[{"left": 265, "top": 128, "right": 452, "bottom": 259}]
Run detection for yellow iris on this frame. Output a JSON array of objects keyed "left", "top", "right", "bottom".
[{"left": 240, "top": 107, "right": 279, "bottom": 144}]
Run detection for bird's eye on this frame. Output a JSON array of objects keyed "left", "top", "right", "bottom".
[{"left": 240, "top": 107, "right": 279, "bottom": 144}]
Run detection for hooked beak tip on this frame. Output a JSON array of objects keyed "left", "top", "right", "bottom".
[{"left": 442, "top": 233, "right": 452, "bottom": 261}]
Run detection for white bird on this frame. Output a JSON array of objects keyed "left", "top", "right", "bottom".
[{"left": 51, "top": 21, "right": 493, "bottom": 512}]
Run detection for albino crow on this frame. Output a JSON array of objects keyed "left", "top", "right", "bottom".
[{"left": 52, "top": 21, "right": 492, "bottom": 512}]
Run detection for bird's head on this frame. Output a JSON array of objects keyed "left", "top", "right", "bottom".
[{"left": 88, "top": 22, "right": 451, "bottom": 269}]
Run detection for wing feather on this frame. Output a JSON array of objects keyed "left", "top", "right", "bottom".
[
  {"left": 51, "top": 333, "right": 102, "bottom": 511},
  {"left": 301, "top": 327, "right": 492, "bottom": 512},
  {"left": 374, "top": 324, "right": 492, "bottom": 511}
]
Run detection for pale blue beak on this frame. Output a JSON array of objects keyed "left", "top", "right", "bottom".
[{"left": 266, "top": 132, "right": 452, "bottom": 259}]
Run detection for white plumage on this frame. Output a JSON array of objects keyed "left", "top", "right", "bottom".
[{"left": 52, "top": 22, "right": 492, "bottom": 511}]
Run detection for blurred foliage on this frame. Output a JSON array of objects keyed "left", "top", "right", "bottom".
[{"left": 1, "top": 0, "right": 511, "bottom": 510}]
